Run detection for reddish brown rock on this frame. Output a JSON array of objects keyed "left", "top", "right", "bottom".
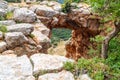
[{"left": 41, "top": 12, "right": 101, "bottom": 60}]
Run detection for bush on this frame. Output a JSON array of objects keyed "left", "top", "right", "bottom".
[
  {"left": 0, "top": 25, "right": 7, "bottom": 33},
  {"left": 5, "top": 12, "right": 13, "bottom": 20}
]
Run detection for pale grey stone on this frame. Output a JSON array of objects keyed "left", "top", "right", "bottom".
[
  {"left": 0, "top": 0, "right": 8, "bottom": 9},
  {"left": 0, "top": 41, "right": 7, "bottom": 53},
  {"left": 0, "top": 20, "right": 16, "bottom": 26},
  {"left": 6, "top": 23, "right": 34, "bottom": 35},
  {"left": 78, "top": 74, "right": 91, "bottom": 80},
  {"left": 0, "top": 8, "right": 7, "bottom": 16},
  {"left": 0, "top": 54, "right": 33, "bottom": 80},
  {"left": 35, "top": 5, "right": 57, "bottom": 17},
  {"left": 30, "top": 53, "right": 74, "bottom": 75},
  {"left": 32, "top": 30, "right": 51, "bottom": 53},
  {"left": 38, "top": 70, "right": 75, "bottom": 80},
  {"left": 13, "top": 8, "right": 37, "bottom": 23},
  {"left": 5, "top": 32, "right": 28, "bottom": 48},
  {"left": 0, "top": 31, "right": 3, "bottom": 39}
]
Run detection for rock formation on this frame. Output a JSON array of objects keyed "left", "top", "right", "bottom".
[{"left": 41, "top": 12, "right": 101, "bottom": 60}]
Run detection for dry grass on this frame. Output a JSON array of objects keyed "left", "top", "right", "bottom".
[{"left": 48, "top": 41, "right": 66, "bottom": 56}]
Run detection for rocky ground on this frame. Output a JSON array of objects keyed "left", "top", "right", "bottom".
[{"left": 0, "top": 0, "right": 92, "bottom": 80}]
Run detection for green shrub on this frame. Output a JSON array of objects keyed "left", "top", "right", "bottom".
[
  {"left": 0, "top": 25, "right": 7, "bottom": 33},
  {"left": 0, "top": 16, "right": 5, "bottom": 21},
  {"left": 5, "top": 12, "right": 13, "bottom": 20}
]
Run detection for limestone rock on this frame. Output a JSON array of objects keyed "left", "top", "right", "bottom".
[
  {"left": 5, "top": 32, "right": 28, "bottom": 48},
  {"left": 35, "top": 5, "right": 57, "bottom": 17},
  {"left": 13, "top": 8, "right": 37, "bottom": 23},
  {"left": 0, "top": 41, "right": 7, "bottom": 53},
  {"left": 0, "top": 20, "right": 16, "bottom": 26},
  {"left": 30, "top": 53, "right": 74, "bottom": 75},
  {"left": 38, "top": 70, "right": 74, "bottom": 80},
  {"left": 0, "top": 8, "right": 7, "bottom": 16},
  {"left": 0, "top": 54, "right": 33, "bottom": 80},
  {"left": 32, "top": 30, "right": 51, "bottom": 53},
  {"left": 7, "top": 5, "right": 18, "bottom": 12},
  {"left": 0, "top": 0, "right": 8, "bottom": 9},
  {"left": 26, "top": 0, "right": 36, "bottom": 4},
  {"left": 0, "top": 0, "right": 8, "bottom": 16},
  {"left": 0, "top": 75, "right": 35, "bottom": 80},
  {"left": 0, "top": 31, "right": 3, "bottom": 39},
  {"left": 2, "top": 50, "right": 15, "bottom": 55},
  {"left": 49, "top": 1, "right": 61, "bottom": 11},
  {"left": 78, "top": 74, "right": 91, "bottom": 80},
  {"left": 6, "top": 23, "right": 34, "bottom": 35}
]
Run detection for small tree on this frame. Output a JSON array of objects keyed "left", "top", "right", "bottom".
[{"left": 86, "top": 0, "right": 120, "bottom": 58}]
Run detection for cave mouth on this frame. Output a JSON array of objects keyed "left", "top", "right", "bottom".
[{"left": 47, "top": 28, "right": 72, "bottom": 56}]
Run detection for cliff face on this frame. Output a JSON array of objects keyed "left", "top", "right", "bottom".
[{"left": 42, "top": 12, "right": 101, "bottom": 60}]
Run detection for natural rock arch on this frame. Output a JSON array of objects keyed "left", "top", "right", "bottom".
[{"left": 40, "top": 12, "right": 101, "bottom": 60}]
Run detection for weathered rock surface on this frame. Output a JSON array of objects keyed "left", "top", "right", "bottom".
[
  {"left": 6, "top": 23, "right": 34, "bottom": 35},
  {"left": 0, "top": 8, "right": 7, "bottom": 16},
  {"left": 0, "top": 41, "right": 7, "bottom": 53},
  {"left": 35, "top": 5, "right": 57, "bottom": 17},
  {"left": 0, "top": 20, "right": 16, "bottom": 26},
  {"left": 38, "top": 70, "right": 74, "bottom": 80},
  {"left": 30, "top": 53, "right": 74, "bottom": 75},
  {"left": 2, "top": 50, "right": 15, "bottom": 55},
  {"left": 0, "top": 54, "right": 33, "bottom": 80},
  {"left": 32, "top": 30, "right": 51, "bottom": 53},
  {"left": 0, "top": 0, "right": 8, "bottom": 16},
  {"left": 0, "top": 0, "right": 8, "bottom": 9},
  {"left": 78, "top": 74, "right": 91, "bottom": 80},
  {"left": 5, "top": 32, "right": 28, "bottom": 48},
  {"left": 0, "top": 31, "right": 3, "bottom": 39},
  {"left": 13, "top": 8, "right": 37, "bottom": 23}
]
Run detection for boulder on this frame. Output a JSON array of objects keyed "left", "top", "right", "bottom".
[
  {"left": 0, "top": 54, "right": 34, "bottom": 80},
  {"left": 32, "top": 30, "right": 51, "bottom": 53},
  {"left": 30, "top": 53, "right": 74, "bottom": 75},
  {"left": 0, "top": 8, "right": 7, "bottom": 16},
  {"left": 7, "top": 5, "right": 18, "bottom": 12},
  {"left": 0, "top": 0, "right": 8, "bottom": 9},
  {"left": 0, "top": 20, "right": 16, "bottom": 26},
  {"left": 5, "top": 32, "right": 28, "bottom": 48},
  {"left": 35, "top": 5, "right": 57, "bottom": 17},
  {"left": 49, "top": 1, "right": 61, "bottom": 11},
  {"left": 13, "top": 8, "right": 37, "bottom": 23},
  {"left": 6, "top": 23, "right": 34, "bottom": 35},
  {"left": 0, "top": 41, "right": 7, "bottom": 53},
  {"left": 38, "top": 70, "right": 74, "bottom": 80},
  {"left": 0, "top": 0, "right": 8, "bottom": 16}
]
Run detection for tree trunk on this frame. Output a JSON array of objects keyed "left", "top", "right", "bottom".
[{"left": 101, "top": 21, "right": 120, "bottom": 59}]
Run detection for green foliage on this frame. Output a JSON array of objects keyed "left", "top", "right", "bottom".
[
  {"left": 86, "top": 0, "right": 120, "bottom": 20},
  {"left": 5, "top": 0, "right": 21, "bottom": 2},
  {"left": 63, "top": 61, "right": 75, "bottom": 71},
  {"left": 51, "top": 28, "right": 71, "bottom": 45},
  {"left": 62, "top": 0, "right": 72, "bottom": 13},
  {"left": 0, "top": 16, "right": 5, "bottom": 21},
  {"left": 0, "top": 25, "right": 7, "bottom": 33},
  {"left": 29, "top": 34, "right": 35, "bottom": 38},
  {"left": 64, "top": 56, "right": 120, "bottom": 79},
  {"left": 5, "top": 12, "right": 13, "bottom": 20},
  {"left": 88, "top": 35, "right": 104, "bottom": 56}
]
